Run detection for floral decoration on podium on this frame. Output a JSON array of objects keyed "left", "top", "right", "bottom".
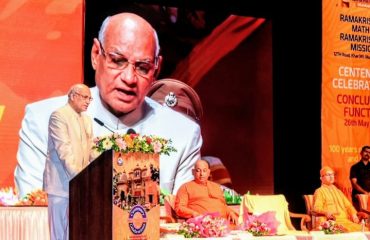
[
  {"left": 319, "top": 220, "right": 346, "bottom": 234},
  {"left": 177, "top": 212, "right": 230, "bottom": 238},
  {"left": 92, "top": 132, "right": 177, "bottom": 155}
]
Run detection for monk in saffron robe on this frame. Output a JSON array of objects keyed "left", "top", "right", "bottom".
[
  {"left": 313, "top": 166, "right": 366, "bottom": 232},
  {"left": 174, "top": 159, "right": 238, "bottom": 224}
]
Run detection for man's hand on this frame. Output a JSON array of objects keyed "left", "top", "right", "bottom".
[
  {"left": 325, "top": 212, "right": 336, "bottom": 220},
  {"left": 351, "top": 214, "right": 359, "bottom": 223},
  {"left": 228, "top": 211, "right": 238, "bottom": 224},
  {"left": 192, "top": 211, "right": 201, "bottom": 218}
]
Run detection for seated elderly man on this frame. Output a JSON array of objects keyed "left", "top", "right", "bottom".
[
  {"left": 174, "top": 159, "right": 238, "bottom": 224},
  {"left": 313, "top": 166, "right": 366, "bottom": 232}
]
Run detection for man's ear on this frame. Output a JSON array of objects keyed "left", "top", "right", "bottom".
[
  {"left": 154, "top": 55, "right": 163, "bottom": 79},
  {"left": 91, "top": 38, "right": 100, "bottom": 70}
]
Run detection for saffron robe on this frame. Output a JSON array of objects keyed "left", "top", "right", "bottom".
[
  {"left": 174, "top": 180, "right": 234, "bottom": 219},
  {"left": 313, "top": 184, "right": 364, "bottom": 232}
]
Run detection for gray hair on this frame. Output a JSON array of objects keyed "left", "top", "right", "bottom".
[
  {"left": 98, "top": 16, "right": 160, "bottom": 58},
  {"left": 67, "top": 84, "right": 84, "bottom": 99}
]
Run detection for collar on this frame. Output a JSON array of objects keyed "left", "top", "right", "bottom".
[{"left": 87, "top": 87, "right": 154, "bottom": 133}]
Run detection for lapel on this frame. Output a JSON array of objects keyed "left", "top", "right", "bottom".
[{"left": 63, "top": 104, "right": 85, "bottom": 141}]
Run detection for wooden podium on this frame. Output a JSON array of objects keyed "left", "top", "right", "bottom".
[
  {"left": 70, "top": 150, "right": 160, "bottom": 240},
  {"left": 70, "top": 150, "right": 113, "bottom": 240}
]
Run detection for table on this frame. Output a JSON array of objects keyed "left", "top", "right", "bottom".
[
  {"left": 0, "top": 206, "right": 49, "bottom": 240},
  {"left": 161, "top": 232, "right": 370, "bottom": 240},
  {"left": 160, "top": 223, "right": 370, "bottom": 240},
  {"left": 2, "top": 206, "right": 370, "bottom": 240},
  {"left": 310, "top": 231, "right": 370, "bottom": 240}
]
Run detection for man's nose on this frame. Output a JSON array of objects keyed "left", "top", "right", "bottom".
[{"left": 120, "top": 65, "right": 137, "bottom": 85}]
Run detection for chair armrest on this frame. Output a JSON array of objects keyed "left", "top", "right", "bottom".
[
  {"left": 358, "top": 211, "right": 369, "bottom": 220},
  {"left": 160, "top": 215, "right": 176, "bottom": 223},
  {"left": 289, "top": 212, "right": 310, "bottom": 219},
  {"left": 289, "top": 212, "right": 311, "bottom": 231},
  {"left": 310, "top": 210, "right": 326, "bottom": 217}
]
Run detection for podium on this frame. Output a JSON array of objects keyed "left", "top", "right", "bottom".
[
  {"left": 70, "top": 150, "right": 113, "bottom": 239},
  {"left": 70, "top": 150, "right": 160, "bottom": 240}
]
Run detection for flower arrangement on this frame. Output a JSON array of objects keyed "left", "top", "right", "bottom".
[
  {"left": 0, "top": 187, "right": 19, "bottom": 206},
  {"left": 0, "top": 188, "right": 48, "bottom": 206},
  {"left": 93, "top": 133, "right": 176, "bottom": 155},
  {"left": 177, "top": 221, "right": 201, "bottom": 238},
  {"left": 241, "top": 211, "right": 279, "bottom": 236},
  {"left": 319, "top": 220, "right": 346, "bottom": 234},
  {"left": 177, "top": 213, "right": 230, "bottom": 238},
  {"left": 246, "top": 220, "right": 272, "bottom": 236},
  {"left": 18, "top": 189, "right": 48, "bottom": 206}
]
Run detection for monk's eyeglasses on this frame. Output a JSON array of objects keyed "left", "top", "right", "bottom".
[{"left": 323, "top": 173, "right": 335, "bottom": 177}]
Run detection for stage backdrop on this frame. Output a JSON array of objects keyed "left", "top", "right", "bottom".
[
  {"left": 0, "top": 0, "right": 84, "bottom": 188},
  {"left": 322, "top": 0, "right": 370, "bottom": 196}
]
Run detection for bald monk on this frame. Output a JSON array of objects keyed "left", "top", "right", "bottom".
[
  {"left": 313, "top": 166, "right": 366, "bottom": 232},
  {"left": 174, "top": 159, "right": 238, "bottom": 224}
]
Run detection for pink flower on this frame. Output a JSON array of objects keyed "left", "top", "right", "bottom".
[
  {"left": 93, "top": 137, "right": 101, "bottom": 144},
  {"left": 320, "top": 220, "right": 346, "bottom": 234},
  {"left": 115, "top": 138, "right": 127, "bottom": 150},
  {"left": 153, "top": 141, "right": 162, "bottom": 153},
  {"left": 241, "top": 211, "right": 279, "bottom": 236},
  {"left": 178, "top": 212, "right": 230, "bottom": 238}
]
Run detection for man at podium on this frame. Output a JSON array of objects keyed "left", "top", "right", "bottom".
[{"left": 43, "top": 84, "right": 95, "bottom": 240}]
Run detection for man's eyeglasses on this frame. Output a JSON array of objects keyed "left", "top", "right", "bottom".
[
  {"left": 98, "top": 40, "right": 158, "bottom": 78},
  {"left": 74, "top": 92, "right": 93, "bottom": 101},
  {"left": 323, "top": 173, "right": 335, "bottom": 177}
]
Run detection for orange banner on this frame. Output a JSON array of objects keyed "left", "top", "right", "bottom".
[
  {"left": 0, "top": 0, "right": 83, "bottom": 188},
  {"left": 322, "top": 0, "right": 370, "bottom": 196}
]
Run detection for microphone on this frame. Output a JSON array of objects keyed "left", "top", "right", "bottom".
[
  {"left": 94, "top": 118, "right": 115, "bottom": 133},
  {"left": 126, "top": 128, "right": 136, "bottom": 134},
  {"left": 94, "top": 118, "right": 137, "bottom": 135}
]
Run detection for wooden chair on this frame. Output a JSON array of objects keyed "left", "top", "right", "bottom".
[
  {"left": 240, "top": 194, "right": 311, "bottom": 234},
  {"left": 356, "top": 194, "right": 370, "bottom": 214},
  {"left": 302, "top": 194, "right": 315, "bottom": 230},
  {"left": 302, "top": 194, "right": 330, "bottom": 230}
]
